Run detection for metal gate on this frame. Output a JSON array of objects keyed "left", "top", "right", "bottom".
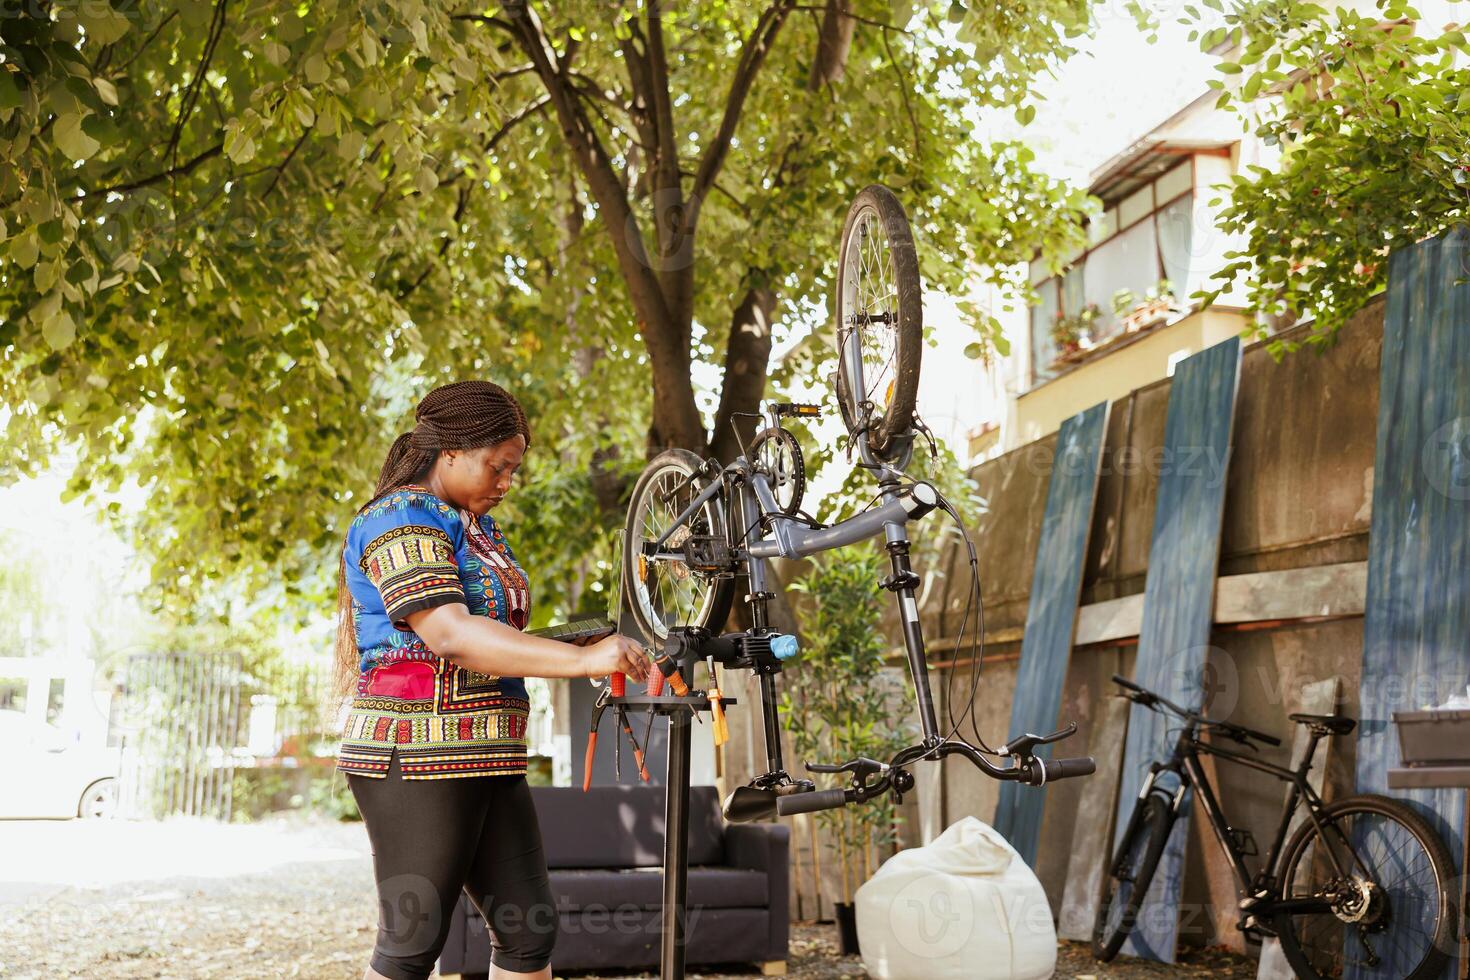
[{"left": 116, "top": 650, "right": 243, "bottom": 821}]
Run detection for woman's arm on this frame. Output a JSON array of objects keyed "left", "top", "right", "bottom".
[{"left": 405, "top": 603, "right": 651, "bottom": 683}]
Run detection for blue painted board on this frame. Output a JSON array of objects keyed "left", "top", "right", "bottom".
[
  {"left": 1114, "top": 336, "right": 1242, "bottom": 962},
  {"left": 994, "top": 401, "right": 1110, "bottom": 864},
  {"left": 1355, "top": 227, "right": 1470, "bottom": 980}
]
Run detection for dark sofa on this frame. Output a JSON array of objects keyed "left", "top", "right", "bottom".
[{"left": 438, "top": 784, "right": 790, "bottom": 977}]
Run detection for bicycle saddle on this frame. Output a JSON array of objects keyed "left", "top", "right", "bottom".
[{"left": 1289, "top": 713, "right": 1355, "bottom": 735}]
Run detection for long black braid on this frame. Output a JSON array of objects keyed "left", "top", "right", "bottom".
[{"left": 332, "top": 381, "right": 532, "bottom": 701}]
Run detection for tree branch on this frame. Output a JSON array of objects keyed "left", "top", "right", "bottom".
[
  {"left": 166, "top": 0, "right": 228, "bottom": 171},
  {"left": 261, "top": 125, "right": 312, "bottom": 200},
  {"left": 792, "top": 4, "right": 910, "bottom": 32},
  {"left": 689, "top": 3, "right": 796, "bottom": 218},
  {"left": 86, "top": 142, "right": 225, "bottom": 198}
]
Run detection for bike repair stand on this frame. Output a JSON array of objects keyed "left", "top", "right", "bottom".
[
  {"left": 606, "top": 531, "right": 739, "bottom": 980},
  {"left": 604, "top": 690, "right": 737, "bottom": 980}
]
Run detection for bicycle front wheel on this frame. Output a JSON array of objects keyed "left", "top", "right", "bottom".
[
  {"left": 1273, "top": 794, "right": 1457, "bottom": 980},
  {"left": 1093, "top": 791, "right": 1174, "bottom": 961},
  {"left": 623, "top": 449, "right": 735, "bottom": 642},
  {"left": 833, "top": 184, "right": 922, "bottom": 463}
]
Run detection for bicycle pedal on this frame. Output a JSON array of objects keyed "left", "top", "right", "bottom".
[{"left": 682, "top": 535, "right": 730, "bottom": 572}]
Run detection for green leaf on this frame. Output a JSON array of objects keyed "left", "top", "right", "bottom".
[
  {"left": 0, "top": 71, "right": 23, "bottom": 111},
  {"left": 78, "top": 7, "right": 132, "bottom": 45},
  {"left": 41, "top": 309, "right": 77, "bottom": 351},
  {"left": 93, "top": 76, "right": 119, "bottom": 107},
  {"left": 337, "top": 130, "right": 366, "bottom": 160},
  {"left": 1016, "top": 103, "right": 1036, "bottom": 126},
  {"left": 54, "top": 112, "right": 100, "bottom": 161},
  {"left": 304, "top": 54, "right": 329, "bottom": 85}
]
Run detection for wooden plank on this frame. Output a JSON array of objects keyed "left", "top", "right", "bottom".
[
  {"left": 994, "top": 401, "right": 1110, "bottom": 864},
  {"left": 1057, "top": 692, "right": 1131, "bottom": 941},
  {"left": 1076, "top": 562, "right": 1367, "bottom": 648},
  {"left": 1114, "top": 336, "right": 1242, "bottom": 962},
  {"left": 1356, "top": 227, "right": 1470, "bottom": 980}
]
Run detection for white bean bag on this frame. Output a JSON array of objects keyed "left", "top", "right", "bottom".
[{"left": 854, "top": 816, "right": 1056, "bottom": 980}]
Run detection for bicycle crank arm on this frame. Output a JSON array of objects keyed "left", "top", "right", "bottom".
[{"left": 1250, "top": 895, "right": 1335, "bottom": 917}]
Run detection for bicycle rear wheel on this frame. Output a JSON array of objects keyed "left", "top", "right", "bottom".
[
  {"left": 622, "top": 449, "right": 735, "bottom": 642},
  {"left": 1093, "top": 791, "right": 1174, "bottom": 961},
  {"left": 1272, "top": 794, "right": 1457, "bottom": 980},
  {"left": 833, "top": 184, "right": 922, "bottom": 463}
]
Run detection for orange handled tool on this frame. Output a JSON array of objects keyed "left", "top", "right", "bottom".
[
  {"left": 707, "top": 661, "right": 729, "bottom": 748},
  {"left": 650, "top": 646, "right": 689, "bottom": 696},
  {"left": 581, "top": 686, "right": 612, "bottom": 792},
  {"left": 616, "top": 705, "right": 651, "bottom": 782}
]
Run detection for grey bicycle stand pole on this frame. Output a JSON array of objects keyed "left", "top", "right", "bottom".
[{"left": 661, "top": 705, "right": 692, "bottom": 980}]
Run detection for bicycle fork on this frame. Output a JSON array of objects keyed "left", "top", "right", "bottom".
[{"left": 880, "top": 517, "right": 942, "bottom": 748}]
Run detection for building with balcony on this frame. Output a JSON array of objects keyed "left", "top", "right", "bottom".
[{"left": 997, "top": 90, "right": 1275, "bottom": 451}]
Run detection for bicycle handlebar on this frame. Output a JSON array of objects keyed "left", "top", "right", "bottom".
[
  {"left": 1110, "top": 675, "right": 1281, "bottom": 748},
  {"left": 776, "top": 788, "right": 850, "bottom": 816},
  {"left": 1027, "top": 756, "right": 1097, "bottom": 785}
]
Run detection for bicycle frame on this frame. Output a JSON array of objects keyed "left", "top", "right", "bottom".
[
  {"left": 645, "top": 452, "right": 944, "bottom": 751},
  {"left": 1141, "top": 723, "right": 1345, "bottom": 914}
]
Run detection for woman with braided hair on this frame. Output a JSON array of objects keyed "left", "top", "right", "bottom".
[{"left": 334, "top": 380, "right": 649, "bottom": 980}]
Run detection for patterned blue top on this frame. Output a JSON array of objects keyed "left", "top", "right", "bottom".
[{"left": 337, "top": 486, "right": 532, "bottom": 779}]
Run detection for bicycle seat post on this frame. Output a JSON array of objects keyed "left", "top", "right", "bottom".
[{"left": 733, "top": 469, "right": 790, "bottom": 780}]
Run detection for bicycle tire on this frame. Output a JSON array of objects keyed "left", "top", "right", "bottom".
[
  {"left": 623, "top": 449, "right": 735, "bottom": 642},
  {"left": 1272, "top": 793, "right": 1458, "bottom": 980},
  {"left": 748, "top": 426, "right": 805, "bottom": 516},
  {"left": 833, "top": 184, "right": 922, "bottom": 463},
  {"left": 1093, "top": 791, "right": 1174, "bottom": 961}
]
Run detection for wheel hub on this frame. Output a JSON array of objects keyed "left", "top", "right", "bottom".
[{"left": 1331, "top": 877, "right": 1385, "bottom": 926}]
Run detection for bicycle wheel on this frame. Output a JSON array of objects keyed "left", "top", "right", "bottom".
[
  {"left": 1093, "top": 791, "right": 1174, "bottom": 961},
  {"left": 833, "top": 184, "right": 922, "bottom": 463},
  {"left": 1273, "top": 794, "right": 1457, "bottom": 980},
  {"left": 749, "top": 426, "right": 805, "bottom": 516},
  {"left": 623, "top": 449, "right": 735, "bottom": 642}
]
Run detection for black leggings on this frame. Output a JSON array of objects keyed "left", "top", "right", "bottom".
[{"left": 347, "top": 752, "right": 557, "bottom": 979}]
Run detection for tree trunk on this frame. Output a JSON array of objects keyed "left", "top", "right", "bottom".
[
  {"left": 709, "top": 285, "right": 778, "bottom": 466},
  {"left": 807, "top": 0, "right": 855, "bottom": 91}
]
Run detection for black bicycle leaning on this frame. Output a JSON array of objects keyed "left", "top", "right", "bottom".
[
  {"left": 1095, "top": 675, "right": 1458, "bottom": 979},
  {"left": 615, "top": 185, "right": 1097, "bottom": 824}
]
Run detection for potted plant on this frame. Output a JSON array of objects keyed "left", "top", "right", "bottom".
[
  {"left": 1110, "top": 286, "right": 1138, "bottom": 324},
  {"left": 1120, "top": 279, "right": 1183, "bottom": 333},
  {"left": 1049, "top": 303, "right": 1100, "bottom": 364},
  {"left": 781, "top": 545, "right": 915, "bottom": 955}
]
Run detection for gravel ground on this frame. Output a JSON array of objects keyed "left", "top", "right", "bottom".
[{"left": 0, "top": 817, "right": 1256, "bottom": 979}]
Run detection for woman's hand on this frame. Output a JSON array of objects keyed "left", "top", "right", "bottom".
[{"left": 585, "top": 633, "right": 651, "bottom": 683}]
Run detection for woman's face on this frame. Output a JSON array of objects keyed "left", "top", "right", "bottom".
[{"left": 438, "top": 434, "right": 526, "bottom": 516}]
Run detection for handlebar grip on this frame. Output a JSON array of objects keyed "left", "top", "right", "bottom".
[
  {"left": 1028, "top": 756, "right": 1096, "bottom": 786},
  {"left": 776, "top": 788, "right": 850, "bottom": 816}
]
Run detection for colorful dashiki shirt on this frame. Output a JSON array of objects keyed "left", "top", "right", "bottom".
[{"left": 337, "top": 485, "right": 531, "bottom": 780}]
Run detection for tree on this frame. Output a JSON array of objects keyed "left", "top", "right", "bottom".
[
  {"left": 1187, "top": 0, "right": 1470, "bottom": 351},
  {"left": 0, "top": 1, "right": 1091, "bottom": 619}
]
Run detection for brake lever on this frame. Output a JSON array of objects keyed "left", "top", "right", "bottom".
[
  {"left": 806, "top": 757, "right": 887, "bottom": 778},
  {"left": 1000, "top": 722, "right": 1078, "bottom": 759}
]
